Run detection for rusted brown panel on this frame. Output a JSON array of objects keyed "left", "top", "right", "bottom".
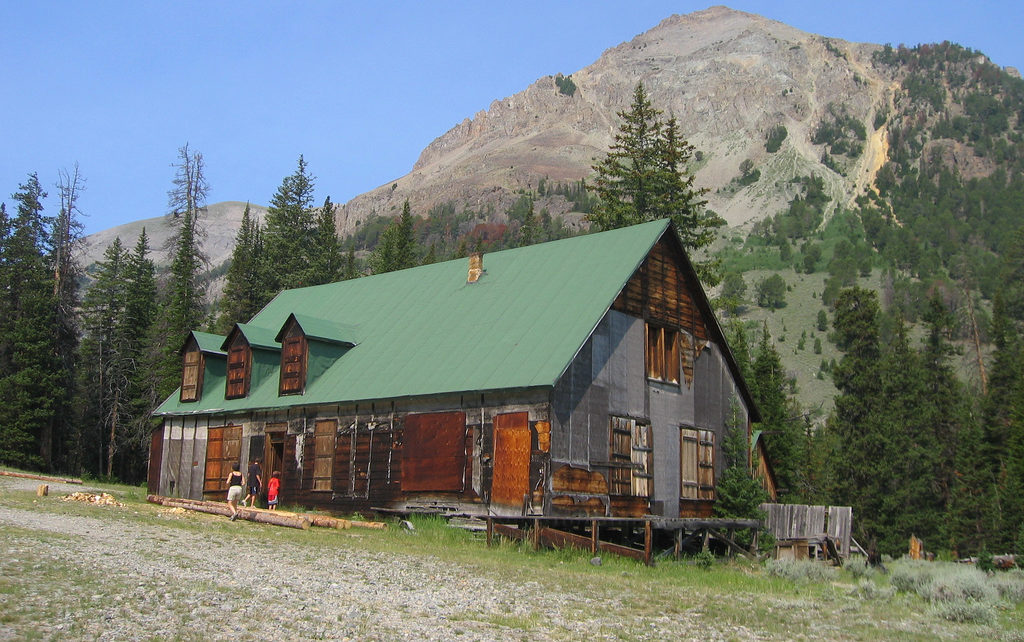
[
  {"left": 679, "top": 499, "right": 714, "bottom": 518},
  {"left": 609, "top": 495, "right": 649, "bottom": 518},
  {"left": 491, "top": 412, "right": 531, "bottom": 507},
  {"left": 550, "top": 496, "right": 605, "bottom": 516},
  {"left": 148, "top": 428, "right": 164, "bottom": 495},
  {"left": 551, "top": 465, "right": 608, "bottom": 494},
  {"left": 402, "top": 411, "right": 467, "bottom": 491},
  {"left": 535, "top": 420, "right": 550, "bottom": 453},
  {"left": 203, "top": 425, "right": 241, "bottom": 499}
]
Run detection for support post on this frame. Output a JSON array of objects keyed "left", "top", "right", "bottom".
[
  {"left": 591, "top": 519, "right": 599, "bottom": 554},
  {"left": 644, "top": 520, "right": 653, "bottom": 566}
]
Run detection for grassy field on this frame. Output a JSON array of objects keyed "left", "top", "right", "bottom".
[{"left": 2, "top": 472, "right": 1023, "bottom": 640}]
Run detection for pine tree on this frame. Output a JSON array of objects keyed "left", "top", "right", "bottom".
[
  {"left": 309, "top": 196, "right": 342, "bottom": 285},
  {"left": 369, "top": 200, "right": 419, "bottom": 274},
  {"left": 156, "top": 146, "right": 209, "bottom": 400},
  {"left": 0, "top": 175, "right": 62, "bottom": 469},
  {"left": 752, "top": 323, "right": 802, "bottom": 501},
  {"left": 50, "top": 166, "right": 84, "bottom": 471},
  {"left": 262, "top": 155, "right": 316, "bottom": 299},
  {"left": 217, "top": 203, "right": 264, "bottom": 331},
  {"left": 587, "top": 83, "right": 722, "bottom": 282},
  {"left": 519, "top": 200, "right": 538, "bottom": 246}
]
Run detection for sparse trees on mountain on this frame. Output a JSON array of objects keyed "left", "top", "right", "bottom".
[
  {"left": 369, "top": 200, "right": 419, "bottom": 274},
  {"left": 588, "top": 82, "right": 722, "bottom": 283}
]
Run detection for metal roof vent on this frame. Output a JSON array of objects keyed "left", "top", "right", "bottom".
[{"left": 467, "top": 252, "right": 483, "bottom": 283}]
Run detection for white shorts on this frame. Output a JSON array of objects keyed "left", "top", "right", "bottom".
[{"left": 227, "top": 485, "right": 243, "bottom": 502}]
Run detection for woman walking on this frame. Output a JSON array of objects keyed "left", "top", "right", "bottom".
[{"left": 226, "top": 463, "right": 244, "bottom": 521}]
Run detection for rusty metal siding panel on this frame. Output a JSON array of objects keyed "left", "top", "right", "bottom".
[
  {"left": 402, "top": 411, "right": 467, "bottom": 491},
  {"left": 491, "top": 412, "right": 531, "bottom": 507}
]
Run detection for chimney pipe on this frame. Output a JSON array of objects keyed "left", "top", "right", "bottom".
[{"left": 467, "top": 252, "right": 483, "bottom": 283}]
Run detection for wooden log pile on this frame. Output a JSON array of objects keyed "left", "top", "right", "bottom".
[
  {"left": 146, "top": 495, "right": 388, "bottom": 531},
  {"left": 1, "top": 470, "right": 83, "bottom": 484},
  {"left": 62, "top": 492, "right": 125, "bottom": 507}
]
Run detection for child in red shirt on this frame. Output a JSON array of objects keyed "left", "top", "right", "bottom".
[{"left": 267, "top": 471, "right": 281, "bottom": 510}]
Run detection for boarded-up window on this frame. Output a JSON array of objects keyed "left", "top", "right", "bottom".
[
  {"left": 402, "top": 411, "right": 466, "bottom": 492},
  {"left": 312, "top": 419, "right": 335, "bottom": 491},
  {"left": 609, "top": 416, "right": 652, "bottom": 497},
  {"left": 279, "top": 329, "right": 307, "bottom": 395},
  {"left": 203, "top": 425, "right": 242, "bottom": 496},
  {"left": 225, "top": 338, "right": 251, "bottom": 399},
  {"left": 645, "top": 323, "right": 679, "bottom": 384},
  {"left": 680, "top": 427, "right": 714, "bottom": 500},
  {"left": 180, "top": 345, "right": 204, "bottom": 402}
]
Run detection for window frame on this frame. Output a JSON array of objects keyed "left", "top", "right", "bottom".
[
  {"left": 180, "top": 343, "right": 204, "bottom": 403},
  {"left": 645, "top": 322, "right": 680, "bottom": 385},
  {"left": 225, "top": 335, "right": 251, "bottom": 400},
  {"left": 311, "top": 419, "right": 335, "bottom": 492},
  {"left": 279, "top": 324, "right": 308, "bottom": 396},
  {"left": 609, "top": 416, "right": 653, "bottom": 498},
  {"left": 680, "top": 426, "right": 715, "bottom": 501}
]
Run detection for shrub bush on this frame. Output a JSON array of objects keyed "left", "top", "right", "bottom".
[
  {"left": 765, "top": 559, "right": 837, "bottom": 583},
  {"left": 926, "top": 600, "right": 997, "bottom": 625}
]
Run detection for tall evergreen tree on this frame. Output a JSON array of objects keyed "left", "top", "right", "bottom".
[
  {"left": 369, "top": 200, "right": 419, "bottom": 274},
  {"left": 121, "top": 230, "right": 159, "bottom": 481},
  {"left": 50, "top": 166, "right": 84, "bottom": 471},
  {"left": 262, "top": 155, "right": 316, "bottom": 299},
  {"left": 751, "top": 323, "right": 802, "bottom": 501},
  {"left": 587, "top": 83, "right": 722, "bottom": 282},
  {"left": 80, "top": 238, "right": 130, "bottom": 477},
  {"left": 309, "top": 195, "right": 343, "bottom": 285},
  {"left": 518, "top": 200, "right": 538, "bottom": 246},
  {"left": 217, "top": 203, "right": 264, "bottom": 331},
  {"left": 0, "top": 175, "right": 62, "bottom": 469},
  {"left": 156, "top": 146, "right": 209, "bottom": 399}
]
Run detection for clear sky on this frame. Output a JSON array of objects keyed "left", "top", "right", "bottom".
[{"left": 2, "top": 1, "right": 1021, "bottom": 235}]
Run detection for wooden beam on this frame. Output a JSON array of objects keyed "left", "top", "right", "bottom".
[
  {"left": 1, "top": 470, "right": 82, "bottom": 485},
  {"left": 149, "top": 495, "right": 310, "bottom": 529}
]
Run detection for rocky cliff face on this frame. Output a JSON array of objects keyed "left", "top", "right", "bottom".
[{"left": 336, "top": 6, "right": 891, "bottom": 235}]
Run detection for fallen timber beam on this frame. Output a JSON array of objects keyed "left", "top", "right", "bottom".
[
  {"left": 1, "top": 470, "right": 83, "bottom": 485},
  {"left": 147, "top": 495, "right": 387, "bottom": 530},
  {"left": 148, "top": 495, "right": 310, "bottom": 529},
  {"left": 705, "top": 527, "right": 758, "bottom": 560}
]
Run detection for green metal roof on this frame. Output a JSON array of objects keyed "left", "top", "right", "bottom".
[
  {"left": 155, "top": 220, "right": 679, "bottom": 415},
  {"left": 223, "top": 323, "right": 281, "bottom": 351},
  {"left": 276, "top": 313, "right": 359, "bottom": 346},
  {"left": 189, "top": 331, "right": 227, "bottom": 355}
]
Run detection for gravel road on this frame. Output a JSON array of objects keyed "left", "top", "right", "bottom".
[{"left": 0, "top": 476, "right": 742, "bottom": 641}]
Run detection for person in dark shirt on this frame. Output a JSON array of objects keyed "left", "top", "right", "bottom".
[
  {"left": 242, "top": 458, "right": 262, "bottom": 508},
  {"left": 226, "top": 463, "right": 244, "bottom": 521}
]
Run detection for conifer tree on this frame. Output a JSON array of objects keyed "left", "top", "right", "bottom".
[
  {"left": 752, "top": 323, "right": 801, "bottom": 501},
  {"left": 519, "top": 200, "right": 538, "bottom": 246},
  {"left": 156, "top": 146, "right": 209, "bottom": 399},
  {"left": 121, "top": 230, "right": 159, "bottom": 480},
  {"left": 588, "top": 83, "right": 722, "bottom": 282},
  {"left": 262, "top": 155, "right": 316, "bottom": 299},
  {"left": 309, "top": 195, "right": 342, "bottom": 285},
  {"left": 369, "top": 200, "right": 419, "bottom": 274},
  {"left": 217, "top": 203, "right": 264, "bottom": 331},
  {"left": 0, "top": 174, "right": 62, "bottom": 469}
]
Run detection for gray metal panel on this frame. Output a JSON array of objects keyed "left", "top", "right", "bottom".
[
  {"left": 587, "top": 384, "right": 610, "bottom": 464},
  {"left": 649, "top": 388, "right": 681, "bottom": 517},
  {"left": 605, "top": 310, "right": 645, "bottom": 418}
]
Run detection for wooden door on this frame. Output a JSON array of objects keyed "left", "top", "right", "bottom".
[
  {"left": 203, "top": 425, "right": 241, "bottom": 498},
  {"left": 491, "top": 412, "right": 531, "bottom": 508}
]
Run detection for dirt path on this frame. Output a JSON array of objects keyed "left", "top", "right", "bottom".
[{"left": 0, "top": 477, "right": 742, "bottom": 641}]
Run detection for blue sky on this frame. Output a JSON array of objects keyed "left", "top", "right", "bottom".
[{"left": 2, "top": 1, "right": 1022, "bottom": 235}]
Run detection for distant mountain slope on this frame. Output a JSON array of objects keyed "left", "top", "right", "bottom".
[
  {"left": 336, "top": 6, "right": 893, "bottom": 235},
  {"left": 80, "top": 201, "right": 267, "bottom": 279}
]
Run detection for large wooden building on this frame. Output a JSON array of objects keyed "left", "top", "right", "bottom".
[{"left": 150, "top": 220, "right": 773, "bottom": 518}]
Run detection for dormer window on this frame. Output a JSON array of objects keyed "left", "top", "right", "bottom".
[
  {"left": 180, "top": 340, "right": 204, "bottom": 403},
  {"left": 279, "top": 322, "right": 308, "bottom": 395},
  {"left": 225, "top": 335, "right": 252, "bottom": 399}
]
